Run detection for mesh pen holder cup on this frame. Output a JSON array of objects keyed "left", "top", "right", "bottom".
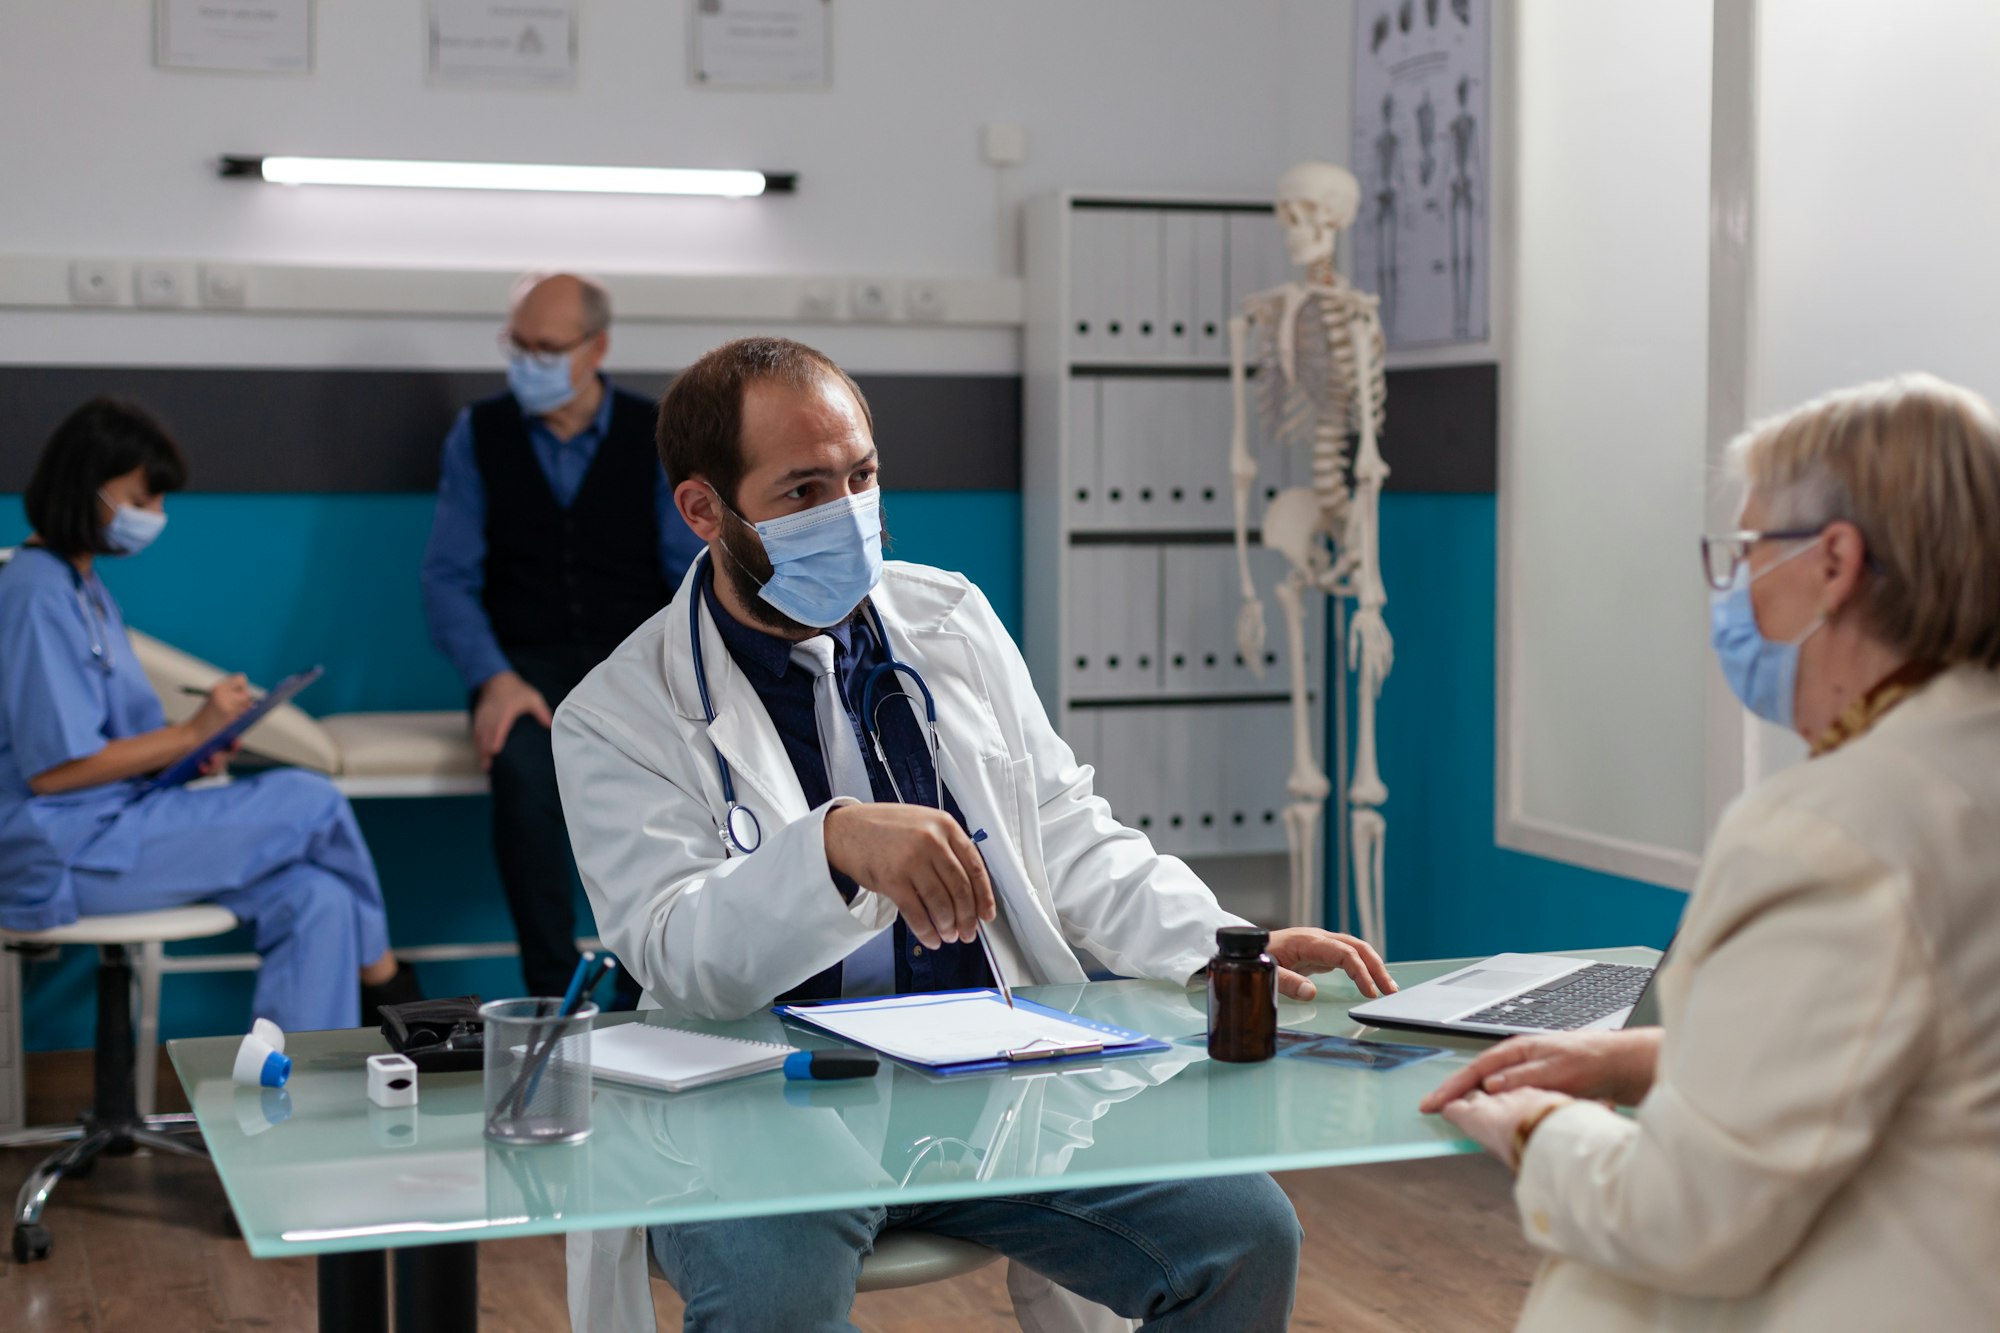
[{"left": 482, "top": 998, "right": 597, "bottom": 1146}]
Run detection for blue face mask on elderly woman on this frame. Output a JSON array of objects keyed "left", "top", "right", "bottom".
[
  {"left": 714, "top": 485, "right": 884, "bottom": 629},
  {"left": 506, "top": 350, "right": 578, "bottom": 416},
  {"left": 1709, "top": 538, "right": 1826, "bottom": 728}
]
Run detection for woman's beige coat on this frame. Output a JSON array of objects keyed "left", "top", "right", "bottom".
[{"left": 1514, "top": 666, "right": 2000, "bottom": 1331}]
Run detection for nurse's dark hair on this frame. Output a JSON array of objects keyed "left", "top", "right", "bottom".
[
  {"left": 24, "top": 397, "right": 189, "bottom": 557},
  {"left": 656, "top": 337, "right": 873, "bottom": 508}
]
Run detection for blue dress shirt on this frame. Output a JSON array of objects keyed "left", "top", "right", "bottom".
[
  {"left": 699, "top": 572, "right": 995, "bottom": 1001},
  {"left": 419, "top": 379, "right": 704, "bottom": 691}
]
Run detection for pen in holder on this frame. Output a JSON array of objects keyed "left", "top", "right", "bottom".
[{"left": 482, "top": 998, "right": 597, "bottom": 1146}]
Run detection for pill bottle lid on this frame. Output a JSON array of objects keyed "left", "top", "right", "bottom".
[{"left": 1215, "top": 926, "right": 1269, "bottom": 959}]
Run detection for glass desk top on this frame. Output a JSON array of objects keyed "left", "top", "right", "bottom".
[{"left": 170, "top": 947, "right": 1657, "bottom": 1258}]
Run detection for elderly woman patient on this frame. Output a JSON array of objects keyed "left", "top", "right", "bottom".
[{"left": 1425, "top": 374, "right": 2000, "bottom": 1330}]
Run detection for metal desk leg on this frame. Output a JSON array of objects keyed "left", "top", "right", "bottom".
[
  {"left": 394, "top": 1242, "right": 479, "bottom": 1333},
  {"left": 317, "top": 1250, "right": 388, "bottom": 1333}
]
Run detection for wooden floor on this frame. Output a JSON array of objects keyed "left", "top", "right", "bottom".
[{"left": 3, "top": 1052, "right": 1538, "bottom": 1331}]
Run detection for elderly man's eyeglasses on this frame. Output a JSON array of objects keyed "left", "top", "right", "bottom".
[
  {"left": 498, "top": 328, "right": 599, "bottom": 359},
  {"left": 1699, "top": 529, "right": 1825, "bottom": 591}
]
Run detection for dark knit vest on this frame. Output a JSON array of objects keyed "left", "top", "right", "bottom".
[{"left": 469, "top": 387, "right": 669, "bottom": 653}]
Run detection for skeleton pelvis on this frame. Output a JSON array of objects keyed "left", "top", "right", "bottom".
[{"left": 1261, "top": 487, "right": 1333, "bottom": 574}]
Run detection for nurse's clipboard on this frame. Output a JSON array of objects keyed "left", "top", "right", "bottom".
[
  {"left": 142, "top": 666, "right": 325, "bottom": 792},
  {"left": 774, "top": 988, "right": 1167, "bottom": 1076}
]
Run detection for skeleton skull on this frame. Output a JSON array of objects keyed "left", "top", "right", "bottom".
[{"left": 1274, "top": 161, "right": 1362, "bottom": 268}]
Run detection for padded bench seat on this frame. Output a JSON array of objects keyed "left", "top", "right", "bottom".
[{"left": 130, "top": 629, "right": 486, "bottom": 795}]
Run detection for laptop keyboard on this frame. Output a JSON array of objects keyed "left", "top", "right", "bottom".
[{"left": 1461, "top": 963, "right": 1654, "bottom": 1031}]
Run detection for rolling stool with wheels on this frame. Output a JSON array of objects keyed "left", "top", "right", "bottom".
[{"left": 0, "top": 904, "right": 239, "bottom": 1262}]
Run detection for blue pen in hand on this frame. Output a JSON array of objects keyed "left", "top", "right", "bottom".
[{"left": 967, "top": 830, "right": 1015, "bottom": 1009}]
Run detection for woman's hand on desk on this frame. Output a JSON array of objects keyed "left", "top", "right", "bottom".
[
  {"left": 1419, "top": 1027, "right": 1663, "bottom": 1114},
  {"left": 1265, "top": 928, "right": 1397, "bottom": 1000},
  {"left": 188, "top": 674, "right": 254, "bottom": 741},
  {"left": 822, "top": 804, "right": 996, "bottom": 950},
  {"left": 472, "top": 670, "right": 553, "bottom": 771},
  {"left": 1435, "top": 1086, "right": 1573, "bottom": 1168}
]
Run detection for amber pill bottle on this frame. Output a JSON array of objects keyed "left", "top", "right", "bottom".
[{"left": 1207, "top": 926, "right": 1277, "bottom": 1062}]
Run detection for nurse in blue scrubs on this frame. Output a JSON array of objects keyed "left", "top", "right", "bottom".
[{"left": 0, "top": 398, "right": 419, "bottom": 1031}]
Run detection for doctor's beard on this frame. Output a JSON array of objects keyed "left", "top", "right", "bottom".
[{"left": 712, "top": 505, "right": 893, "bottom": 637}]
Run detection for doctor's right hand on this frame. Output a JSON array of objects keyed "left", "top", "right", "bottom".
[{"left": 822, "top": 805, "right": 996, "bottom": 950}]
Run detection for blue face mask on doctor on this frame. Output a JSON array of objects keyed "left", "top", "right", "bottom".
[
  {"left": 1709, "top": 537, "right": 1826, "bottom": 729},
  {"left": 716, "top": 485, "right": 884, "bottom": 629},
  {"left": 506, "top": 349, "right": 579, "bottom": 416}
]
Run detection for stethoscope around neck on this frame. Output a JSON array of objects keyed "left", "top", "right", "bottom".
[{"left": 688, "top": 552, "right": 940, "bottom": 857}]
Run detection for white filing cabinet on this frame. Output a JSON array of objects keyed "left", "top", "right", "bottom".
[{"left": 1024, "top": 192, "right": 1324, "bottom": 926}]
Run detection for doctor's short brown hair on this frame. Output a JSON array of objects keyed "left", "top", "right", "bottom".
[
  {"left": 656, "top": 337, "right": 874, "bottom": 508},
  {"left": 1728, "top": 372, "right": 2000, "bottom": 669}
]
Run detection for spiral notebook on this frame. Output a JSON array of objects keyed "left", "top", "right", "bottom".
[{"left": 588, "top": 1021, "right": 793, "bottom": 1093}]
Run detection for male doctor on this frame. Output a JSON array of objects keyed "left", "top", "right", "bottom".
[{"left": 552, "top": 337, "right": 1396, "bottom": 1331}]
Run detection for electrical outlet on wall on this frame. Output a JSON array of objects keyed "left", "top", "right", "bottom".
[
  {"left": 134, "top": 263, "right": 190, "bottom": 308},
  {"left": 198, "top": 264, "right": 248, "bottom": 308},
  {"left": 68, "top": 260, "right": 125, "bottom": 306},
  {"left": 848, "top": 279, "right": 898, "bottom": 322},
  {"left": 798, "top": 280, "right": 839, "bottom": 320},
  {"left": 905, "top": 280, "right": 948, "bottom": 322}
]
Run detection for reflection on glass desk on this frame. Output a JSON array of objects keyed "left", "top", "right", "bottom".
[{"left": 169, "top": 947, "right": 1658, "bottom": 1259}]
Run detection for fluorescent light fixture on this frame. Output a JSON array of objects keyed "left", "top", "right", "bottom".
[{"left": 219, "top": 155, "right": 795, "bottom": 198}]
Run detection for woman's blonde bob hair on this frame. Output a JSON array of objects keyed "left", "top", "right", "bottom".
[{"left": 1727, "top": 373, "right": 2000, "bottom": 669}]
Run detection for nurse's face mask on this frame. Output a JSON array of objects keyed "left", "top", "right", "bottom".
[
  {"left": 710, "top": 484, "right": 884, "bottom": 633},
  {"left": 100, "top": 489, "right": 166, "bottom": 556}
]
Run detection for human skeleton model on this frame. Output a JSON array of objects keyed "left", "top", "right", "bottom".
[{"left": 1228, "top": 161, "right": 1392, "bottom": 950}]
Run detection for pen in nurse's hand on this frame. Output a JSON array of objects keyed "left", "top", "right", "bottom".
[{"left": 967, "top": 830, "right": 1014, "bottom": 1009}]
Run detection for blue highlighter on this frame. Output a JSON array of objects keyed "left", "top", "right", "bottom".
[{"left": 783, "top": 1051, "right": 880, "bottom": 1081}]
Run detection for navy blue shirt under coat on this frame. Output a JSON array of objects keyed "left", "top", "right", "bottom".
[{"left": 699, "top": 572, "right": 994, "bottom": 1002}]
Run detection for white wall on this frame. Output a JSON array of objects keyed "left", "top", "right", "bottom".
[
  {"left": 0, "top": 0, "right": 1359, "bottom": 373},
  {"left": 1497, "top": 0, "right": 1714, "bottom": 886},
  {"left": 1743, "top": 0, "right": 2000, "bottom": 781}
]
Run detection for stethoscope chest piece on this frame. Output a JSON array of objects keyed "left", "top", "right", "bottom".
[{"left": 721, "top": 803, "right": 763, "bottom": 857}]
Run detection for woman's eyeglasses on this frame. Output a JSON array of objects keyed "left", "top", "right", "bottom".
[{"left": 1698, "top": 529, "right": 1824, "bottom": 591}]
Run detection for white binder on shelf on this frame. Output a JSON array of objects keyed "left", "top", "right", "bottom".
[
  {"left": 1096, "top": 211, "right": 1135, "bottom": 360},
  {"left": 1187, "top": 377, "right": 1232, "bottom": 527},
  {"left": 1191, "top": 212, "right": 1230, "bottom": 362},
  {"left": 1064, "top": 546, "right": 1102, "bottom": 699},
  {"left": 1127, "top": 545, "right": 1164, "bottom": 693},
  {"left": 1066, "top": 376, "right": 1101, "bottom": 530},
  {"left": 1068, "top": 208, "right": 1104, "bottom": 359},
  {"left": 1097, "top": 378, "right": 1138, "bottom": 531},
  {"left": 1160, "top": 212, "right": 1199, "bottom": 361},
  {"left": 1159, "top": 546, "right": 1197, "bottom": 695},
  {"left": 1125, "top": 210, "right": 1165, "bottom": 362},
  {"left": 1227, "top": 211, "right": 1286, "bottom": 315}
]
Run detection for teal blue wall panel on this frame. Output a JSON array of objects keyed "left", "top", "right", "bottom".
[
  {"left": 3, "top": 491, "right": 1022, "bottom": 1049},
  {"left": 5, "top": 489, "right": 1677, "bottom": 1051},
  {"left": 1363, "top": 495, "right": 1686, "bottom": 959}
]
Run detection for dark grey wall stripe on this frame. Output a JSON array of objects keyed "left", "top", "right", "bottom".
[
  {"left": 0, "top": 363, "right": 1492, "bottom": 495},
  {"left": 0, "top": 368, "right": 1022, "bottom": 494}
]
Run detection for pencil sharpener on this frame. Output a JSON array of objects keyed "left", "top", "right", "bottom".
[{"left": 367, "top": 1053, "right": 419, "bottom": 1108}]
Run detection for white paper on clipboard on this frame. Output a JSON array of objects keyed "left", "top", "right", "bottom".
[{"left": 787, "top": 992, "right": 1115, "bottom": 1068}]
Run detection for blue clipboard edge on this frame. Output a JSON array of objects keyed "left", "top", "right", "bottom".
[
  {"left": 141, "top": 664, "right": 324, "bottom": 792},
  {"left": 774, "top": 987, "right": 1170, "bottom": 1077}
]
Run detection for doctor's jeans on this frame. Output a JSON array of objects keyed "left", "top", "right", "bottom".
[
  {"left": 648, "top": 1173, "right": 1301, "bottom": 1331},
  {"left": 488, "top": 644, "right": 640, "bottom": 1007},
  {"left": 70, "top": 769, "right": 391, "bottom": 1032}
]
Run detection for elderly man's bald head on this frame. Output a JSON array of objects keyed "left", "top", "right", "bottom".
[{"left": 509, "top": 272, "right": 611, "bottom": 343}]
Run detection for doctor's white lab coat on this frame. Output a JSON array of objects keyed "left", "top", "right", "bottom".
[{"left": 551, "top": 560, "right": 1249, "bottom": 1332}]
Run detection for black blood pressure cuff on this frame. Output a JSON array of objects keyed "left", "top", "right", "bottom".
[{"left": 379, "top": 995, "right": 486, "bottom": 1073}]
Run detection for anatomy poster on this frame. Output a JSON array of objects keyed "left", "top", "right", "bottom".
[{"left": 1351, "top": 0, "right": 1490, "bottom": 348}]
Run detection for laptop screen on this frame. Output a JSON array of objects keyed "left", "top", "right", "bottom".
[{"left": 1621, "top": 934, "right": 1676, "bottom": 1028}]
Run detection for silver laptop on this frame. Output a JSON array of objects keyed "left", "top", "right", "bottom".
[{"left": 1349, "top": 949, "right": 1665, "bottom": 1039}]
